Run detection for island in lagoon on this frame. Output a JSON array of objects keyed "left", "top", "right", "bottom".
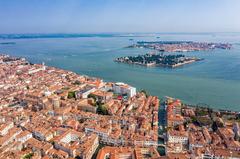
[
  {"left": 127, "top": 41, "right": 232, "bottom": 52},
  {"left": 115, "top": 53, "right": 203, "bottom": 68},
  {"left": 0, "top": 54, "right": 240, "bottom": 159}
]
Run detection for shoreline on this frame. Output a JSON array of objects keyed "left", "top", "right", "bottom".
[
  {"left": 1, "top": 53, "right": 238, "bottom": 113},
  {"left": 128, "top": 41, "right": 232, "bottom": 53},
  {"left": 115, "top": 58, "right": 203, "bottom": 68},
  {"left": 1, "top": 53, "right": 240, "bottom": 158}
]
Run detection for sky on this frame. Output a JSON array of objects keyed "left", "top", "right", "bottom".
[{"left": 0, "top": 0, "right": 240, "bottom": 34}]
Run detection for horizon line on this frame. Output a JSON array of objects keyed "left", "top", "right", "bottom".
[{"left": 1, "top": 31, "right": 240, "bottom": 35}]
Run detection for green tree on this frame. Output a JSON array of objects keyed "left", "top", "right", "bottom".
[
  {"left": 68, "top": 91, "right": 76, "bottom": 99},
  {"left": 191, "top": 116, "right": 198, "bottom": 124},
  {"left": 97, "top": 104, "right": 108, "bottom": 115},
  {"left": 73, "top": 80, "right": 81, "bottom": 85},
  {"left": 23, "top": 153, "right": 34, "bottom": 159},
  {"left": 88, "top": 94, "right": 97, "bottom": 102},
  {"left": 140, "top": 89, "right": 149, "bottom": 97},
  {"left": 212, "top": 121, "right": 218, "bottom": 132}
]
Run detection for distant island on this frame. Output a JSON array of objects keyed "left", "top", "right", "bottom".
[
  {"left": 127, "top": 41, "right": 232, "bottom": 52},
  {"left": 115, "top": 53, "right": 203, "bottom": 68},
  {"left": 0, "top": 42, "right": 16, "bottom": 45}
]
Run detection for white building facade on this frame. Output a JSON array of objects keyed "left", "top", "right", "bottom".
[{"left": 113, "top": 82, "right": 136, "bottom": 98}]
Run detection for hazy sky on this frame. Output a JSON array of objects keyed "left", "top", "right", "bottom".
[{"left": 0, "top": 0, "right": 240, "bottom": 33}]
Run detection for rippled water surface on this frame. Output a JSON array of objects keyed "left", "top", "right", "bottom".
[{"left": 1, "top": 33, "right": 240, "bottom": 110}]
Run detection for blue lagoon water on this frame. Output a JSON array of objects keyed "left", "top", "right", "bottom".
[{"left": 0, "top": 33, "right": 240, "bottom": 111}]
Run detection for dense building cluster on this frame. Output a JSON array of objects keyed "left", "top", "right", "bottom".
[
  {"left": 129, "top": 41, "right": 232, "bottom": 52},
  {"left": 165, "top": 98, "right": 240, "bottom": 158},
  {"left": 1, "top": 54, "right": 240, "bottom": 159},
  {"left": 0, "top": 54, "right": 159, "bottom": 159},
  {"left": 96, "top": 146, "right": 160, "bottom": 159}
]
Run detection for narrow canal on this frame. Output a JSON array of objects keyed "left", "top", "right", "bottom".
[{"left": 158, "top": 100, "right": 166, "bottom": 156}]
